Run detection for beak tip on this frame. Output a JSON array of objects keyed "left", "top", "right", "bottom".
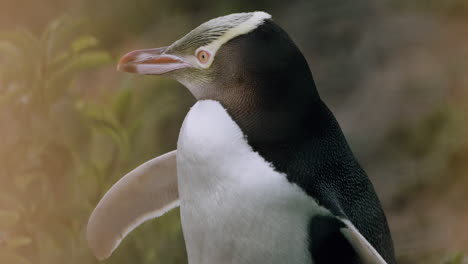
[{"left": 117, "top": 63, "right": 137, "bottom": 73}]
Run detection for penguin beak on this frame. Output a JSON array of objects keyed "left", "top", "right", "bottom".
[{"left": 117, "top": 46, "right": 193, "bottom": 75}]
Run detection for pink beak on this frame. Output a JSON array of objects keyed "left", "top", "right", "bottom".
[{"left": 117, "top": 46, "right": 192, "bottom": 75}]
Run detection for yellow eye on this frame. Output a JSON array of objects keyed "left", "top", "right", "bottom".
[{"left": 197, "top": 50, "right": 210, "bottom": 64}]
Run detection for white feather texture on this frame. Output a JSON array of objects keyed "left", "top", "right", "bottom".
[{"left": 177, "top": 100, "right": 326, "bottom": 264}]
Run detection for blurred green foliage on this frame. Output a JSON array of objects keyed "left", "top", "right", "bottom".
[
  {"left": 444, "top": 253, "right": 465, "bottom": 264},
  {"left": 0, "top": 16, "right": 190, "bottom": 264}
]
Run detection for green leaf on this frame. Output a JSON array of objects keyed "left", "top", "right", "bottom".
[
  {"left": 0, "top": 30, "right": 39, "bottom": 56},
  {"left": 41, "top": 16, "right": 86, "bottom": 61},
  {"left": 69, "top": 50, "right": 112, "bottom": 69},
  {"left": 91, "top": 117, "right": 129, "bottom": 153},
  {"left": 72, "top": 35, "right": 99, "bottom": 53},
  {"left": 79, "top": 102, "right": 129, "bottom": 153},
  {"left": 48, "top": 50, "right": 111, "bottom": 83},
  {"left": 112, "top": 87, "right": 133, "bottom": 125},
  {"left": 46, "top": 50, "right": 112, "bottom": 101},
  {"left": 49, "top": 50, "right": 71, "bottom": 69},
  {"left": 0, "top": 30, "right": 41, "bottom": 85},
  {"left": 444, "top": 252, "right": 464, "bottom": 264}
]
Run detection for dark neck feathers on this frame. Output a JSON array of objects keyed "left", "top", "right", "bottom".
[{"left": 211, "top": 20, "right": 323, "bottom": 142}]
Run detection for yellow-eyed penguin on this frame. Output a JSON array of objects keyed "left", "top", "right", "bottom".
[{"left": 87, "top": 12, "right": 396, "bottom": 264}]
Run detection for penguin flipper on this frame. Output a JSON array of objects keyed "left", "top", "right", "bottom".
[
  {"left": 340, "top": 219, "right": 387, "bottom": 264},
  {"left": 87, "top": 150, "right": 179, "bottom": 260},
  {"left": 309, "top": 215, "right": 387, "bottom": 264}
]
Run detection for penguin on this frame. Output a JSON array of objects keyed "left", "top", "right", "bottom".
[{"left": 87, "top": 12, "right": 396, "bottom": 264}]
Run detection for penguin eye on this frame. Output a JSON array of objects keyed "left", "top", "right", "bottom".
[{"left": 196, "top": 50, "right": 211, "bottom": 65}]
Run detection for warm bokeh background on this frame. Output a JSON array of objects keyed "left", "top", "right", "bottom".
[{"left": 0, "top": 0, "right": 467, "bottom": 263}]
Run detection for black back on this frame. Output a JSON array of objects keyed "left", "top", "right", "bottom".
[
  {"left": 250, "top": 100, "right": 396, "bottom": 264},
  {"left": 211, "top": 20, "right": 396, "bottom": 263}
]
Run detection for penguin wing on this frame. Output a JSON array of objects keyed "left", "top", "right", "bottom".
[
  {"left": 340, "top": 219, "right": 387, "bottom": 264},
  {"left": 309, "top": 215, "right": 387, "bottom": 264},
  {"left": 87, "top": 150, "right": 178, "bottom": 260}
]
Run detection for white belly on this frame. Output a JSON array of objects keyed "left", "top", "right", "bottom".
[{"left": 176, "top": 101, "right": 328, "bottom": 264}]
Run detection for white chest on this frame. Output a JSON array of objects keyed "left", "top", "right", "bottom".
[{"left": 176, "top": 101, "right": 327, "bottom": 264}]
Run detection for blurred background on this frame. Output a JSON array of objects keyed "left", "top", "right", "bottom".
[{"left": 0, "top": 0, "right": 467, "bottom": 263}]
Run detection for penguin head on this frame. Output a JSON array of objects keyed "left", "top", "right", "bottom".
[{"left": 118, "top": 12, "right": 318, "bottom": 141}]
